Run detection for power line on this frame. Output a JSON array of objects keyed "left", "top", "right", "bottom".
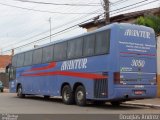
[
  {"left": 1, "top": 0, "right": 138, "bottom": 49},
  {"left": 12, "top": 0, "right": 101, "bottom": 6},
  {"left": 111, "top": 0, "right": 130, "bottom": 6},
  {"left": 1, "top": 9, "right": 102, "bottom": 49},
  {"left": 111, "top": 0, "right": 159, "bottom": 15},
  {"left": 2, "top": 0, "right": 159, "bottom": 53},
  {"left": 2, "top": 15, "right": 104, "bottom": 53},
  {"left": 0, "top": 2, "right": 102, "bottom": 14}
]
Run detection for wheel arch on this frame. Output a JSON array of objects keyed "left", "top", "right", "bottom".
[
  {"left": 73, "top": 82, "right": 85, "bottom": 93},
  {"left": 16, "top": 83, "right": 21, "bottom": 92},
  {"left": 60, "top": 82, "right": 71, "bottom": 96}
]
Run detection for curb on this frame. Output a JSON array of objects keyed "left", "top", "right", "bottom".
[{"left": 123, "top": 102, "right": 160, "bottom": 108}]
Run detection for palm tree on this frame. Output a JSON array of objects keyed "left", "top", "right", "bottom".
[{"left": 135, "top": 15, "right": 160, "bottom": 36}]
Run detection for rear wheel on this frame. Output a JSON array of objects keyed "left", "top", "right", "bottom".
[
  {"left": 75, "top": 86, "right": 86, "bottom": 106},
  {"left": 62, "top": 85, "right": 74, "bottom": 105},
  {"left": 93, "top": 101, "right": 106, "bottom": 105},
  {"left": 110, "top": 101, "right": 121, "bottom": 106},
  {"left": 44, "top": 95, "right": 50, "bottom": 99},
  {"left": 17, "top": 85, "right": 25, "bottom": 98}
]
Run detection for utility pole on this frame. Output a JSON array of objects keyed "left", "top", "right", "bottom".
[
  {"left": 103, "top": 0, "right": 110, "bottom": 24},
  {"left": 49, "top": 17, "right": 52, "bottom": 43}
]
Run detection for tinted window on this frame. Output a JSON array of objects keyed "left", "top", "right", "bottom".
[
  {"left": 16, "top": 53, "right": 24, "bottom": 67},
  {"left": 33, "top": 48, "right": 42, "bottom": 64},
  {"left": 42, "top": 45, "right": 54, "bottom": 63},
  {"left": 83, "top": 34, "right": 95, "bottom": 56},
  {"left": 24, "top": 51, "right": 33, "bottom": 66},
  {"left": 12, "top": 55, "right": 17, "bottom": 67},
  {"left": 54, "top": 42, "right": 67, "bottom": 61},
  {"left": 67, "top": 38, "right": 83, "bottom": 59},
  {"left": 95, "top": 30, "right": 110, "bottom": 55}
]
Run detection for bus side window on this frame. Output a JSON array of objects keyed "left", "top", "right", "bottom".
[
  {"left": 42, "top": 45, "right": 54, "bottom": 63},
  {"left": 54, "top": 42, "right": 67, "bottom": 61},
  {"left": 12, "top": 55, "right": 17, "bottom": 67},
  {"left": 67, "top": 37, "right": 83, "bottom": 59},
  {"left": 33, "top": 48, "right": 43, "bottom": 64},
  {"left": 95, "top": 30, "right": 110, "bottom": 55},
  {"left": 24, "top": 51, "right": 33, "bottom": 66},
  {"left": 83, "top": 34, "right": 95, "bottom": 57},
  {"left": 16, "top": 53, "right": 25, "bottom": 67}
]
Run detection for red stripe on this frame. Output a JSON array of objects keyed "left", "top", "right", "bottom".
[
  {"left": 120, "top": 52, "right": 155, "bottom": 56},
  {"left": 22, "top": 71, "right": 107, "bottom": 80},
  {"left": 27, "top": 62, "right": 56, "bottom": 72}
]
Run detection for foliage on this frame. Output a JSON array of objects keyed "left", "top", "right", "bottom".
[{"left": 135, "top": 15, "right": 160, "bottom": 36}]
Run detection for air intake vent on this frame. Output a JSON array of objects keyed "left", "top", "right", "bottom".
[{"left": 94, "top": 78, "right": 108, "bottom": 98}]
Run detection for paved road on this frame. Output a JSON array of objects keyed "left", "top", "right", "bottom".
[{"left": 0, "top": 93, "right": 159, "bottom": 114}]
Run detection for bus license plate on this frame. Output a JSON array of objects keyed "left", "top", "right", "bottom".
[{"left": 134, "top": 90, "right": 145, "bottom": 95}]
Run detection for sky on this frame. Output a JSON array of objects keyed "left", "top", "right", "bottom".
[{"left": 0, "top": 0, "right": 159, "bottom": 54}]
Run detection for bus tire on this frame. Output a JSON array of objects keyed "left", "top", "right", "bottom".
[
  {"left": 62, "top": 85, "right": 74, "bottom": 105},
  {"left": 17, "top": 85, "right": 25, "bottom": 98},
  {"left": 75, "top": 85, "right": 86, "bottom": 106},
  {"left": 44, "top": 95, "right": 50, "bottom": 99},
  {"left": 110, "top": 101, "right": 121, "bottom": 106}
]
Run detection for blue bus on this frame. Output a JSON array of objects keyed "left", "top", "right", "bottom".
[{"left": 7, "top": 23, "right": 157, "bottom": 106}]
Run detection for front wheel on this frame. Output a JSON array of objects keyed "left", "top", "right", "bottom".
[
  {"left": 17, "top": 85, "right": 25, "bottom": 98},
  {"left": 75, "top": 86, "right": 86, "bottom": 106},
  {"left": 1, "top": 89, "right": 3, "bottom": 92}
]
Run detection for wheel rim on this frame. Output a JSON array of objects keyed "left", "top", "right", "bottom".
[
  {"left": 76, "top": 91, "right": 84, "bottom": 101},
  {"left": 64, "top": 90, "right": 70, "bottom": 101},
  {"left": 18, "top": 87, "right": 22, "bottom": 96}
]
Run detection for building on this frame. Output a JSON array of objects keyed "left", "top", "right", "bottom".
[
  {"left": 0, "top": 55, "right": 11, "bottom": 88},
  {"left": 79, "top": 7, "right": 160, "bottom": 32},
  {"left": 0, "top": 55, "right": 11, "bottom": 73},
  {"left": 79, "top": 7, "right": 160, "bottom": 97}
]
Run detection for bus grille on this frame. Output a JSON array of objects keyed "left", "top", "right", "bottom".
[{"left": 94, "top": 79, "right": 108, "bottom": 98}]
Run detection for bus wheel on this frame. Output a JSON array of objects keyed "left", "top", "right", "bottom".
[
  {"left": 110, "top": 101, "right": 121, "bottom": 106},
  {"left": 75, "top": 86, "right": 86, "bottom": 106},
  {"left": 17, "top": 85, "right": 25, "bottom": 98},
  {"left": 44, "top": 95, "right": 50, "bottom": 99},
  {"left": 62, "top": 85, "right": 74, "bottom": 105}
]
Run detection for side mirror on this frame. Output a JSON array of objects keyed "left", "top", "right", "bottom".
[
  {"left": 5, "top": 63, "right": 11, "bottom": 73},
  {"left": 5, "top": 66, "right": 9, "bottom": 73}
]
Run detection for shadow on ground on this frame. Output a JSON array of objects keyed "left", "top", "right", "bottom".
[{"left": 12, "top": 95, "right": 148, "bottom": 111}]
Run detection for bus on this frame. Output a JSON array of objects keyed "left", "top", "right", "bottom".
[{"left": 7, "top": 23, "right": 157, "bottom": 106}]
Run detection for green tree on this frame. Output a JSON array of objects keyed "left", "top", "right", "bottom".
[{"left": 135, "top": 15, "right": 160, "bottom": 36}]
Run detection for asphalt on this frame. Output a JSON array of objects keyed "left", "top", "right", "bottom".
[
  {"left": 124, "top": 98, "right": 160, "bottom": 108},
  {"left": 2, "top": 88, "right": 160, "bottom": 108}
]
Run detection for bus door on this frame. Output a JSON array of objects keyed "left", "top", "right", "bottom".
[{"left": 6, "top": 65, "right": 17, "bottom": 92}]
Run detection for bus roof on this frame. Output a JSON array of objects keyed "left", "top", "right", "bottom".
[{"left": 14, "top": 22, "right": 154, "bottom": 56}]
